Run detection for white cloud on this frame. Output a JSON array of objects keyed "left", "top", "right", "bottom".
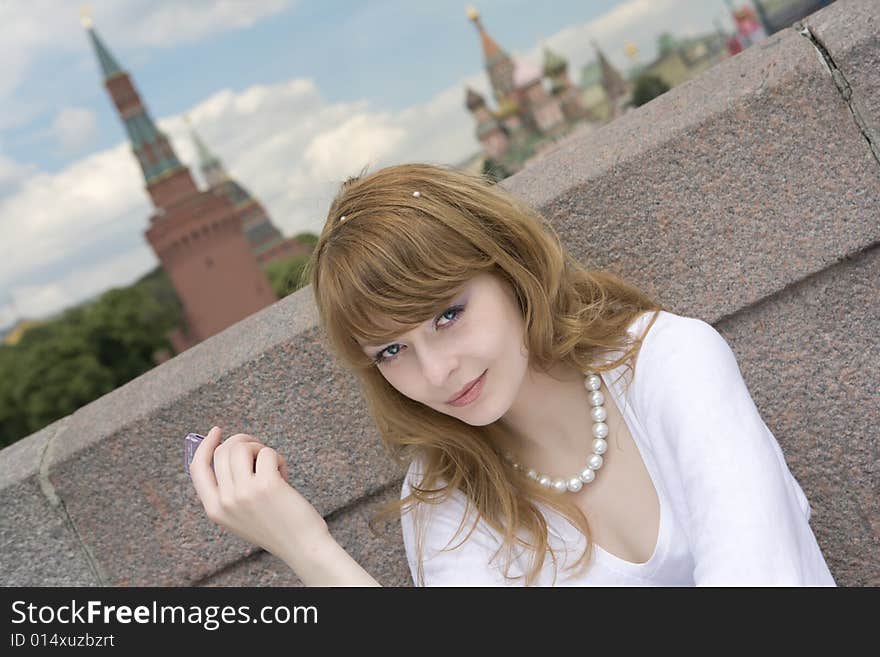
[
  {"left": 0, "top": 141, "right": 147, "bottom": 290},
  {"left": 0, "top": 241, "right": 155, "bottom": 329},
  {"left": 0, "top": 153, "right": 38, "bottom": 196},
  {"left": 115, "top": 0, "right": 294, "bottom": 47},
  {"left": 51, "top": 107, "right": 98, "bottom": 155},
  {"left": 0, "top": 0, "right": 296, "bottom": 115}
]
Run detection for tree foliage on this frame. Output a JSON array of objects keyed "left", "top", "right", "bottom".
[
  {"left": 0, "top": 269, "right": 182, "bottom": 448},
  {"left": 481, "top": 158, "right": 511, "bottom": 183},
  {"left": 631, "top": 73, "right": 671, "bottom": 108},
  {"left": 264, "top": 252, "right": 313, "bottom": 298}
]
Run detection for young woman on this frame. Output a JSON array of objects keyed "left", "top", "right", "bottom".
[{"left": 190, "top": 163, "right": 836, "bottom": 586}]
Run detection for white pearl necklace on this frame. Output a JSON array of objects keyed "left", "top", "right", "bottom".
[{"left": 501, "top": 371, "right": 608, "bottom": 494}]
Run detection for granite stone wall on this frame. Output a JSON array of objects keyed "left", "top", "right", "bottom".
[{"left": 1, "top": 0, "right": 876, "bottom": 587}]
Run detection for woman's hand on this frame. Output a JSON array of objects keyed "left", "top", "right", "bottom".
[{"left": 189, "top": 426, "right": 330, "bottom": 563}]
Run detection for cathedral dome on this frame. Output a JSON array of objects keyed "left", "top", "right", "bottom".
[
  {"left": 513, "top": 58, "right": 542, "bottom": 88},
  {"left": 543, "top": 47, "right": 568, "bottom": 76},
  {"left": 465, "top": 87, "right": 487, "bottom": 110}
]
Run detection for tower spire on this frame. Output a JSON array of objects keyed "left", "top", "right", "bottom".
[
  {"left": 466, "top": 6, "right": 502, "bottom": 60},
  {"left": 184, "top": 115, "right": 227, "bottom": 186},
  {"left": 81, "top": 5, "right": 122, "bottom": 79},
  {"left": 82, "top": 16, "right": 198, "bottom": 209},
  {"left": 465, "top": 6, "right": 515, "bottom": 104},
  {"left": 592, "top": 39, "right": 627, "bottom": 106}
]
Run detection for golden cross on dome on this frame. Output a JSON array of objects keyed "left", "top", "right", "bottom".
[{"left": 79, "top": 4, "right": 93, "bottom": 29}]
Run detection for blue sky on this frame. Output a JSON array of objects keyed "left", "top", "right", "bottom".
[{"left": 0, "top": 0, "right": 744, "bottom": 331}]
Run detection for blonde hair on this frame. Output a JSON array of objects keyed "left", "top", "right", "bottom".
[{"left": 301, "top": 162, "right": 662, "bottom": 586}]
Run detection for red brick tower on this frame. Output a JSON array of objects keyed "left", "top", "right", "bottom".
[{"left": 82, "top": 15, "right": 277, "bottom": 354}]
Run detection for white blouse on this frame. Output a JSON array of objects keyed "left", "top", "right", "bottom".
[{"left": 399, "top": 310, "right": 837, "bottom": 586}]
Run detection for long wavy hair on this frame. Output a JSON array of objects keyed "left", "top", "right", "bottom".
[{"left": 300, "top": 162, "right": 663, "bottom": 586}]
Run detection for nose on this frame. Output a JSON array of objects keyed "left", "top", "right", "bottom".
[{"left": 415, "top": 343, "right": 459, "bottom": 392}]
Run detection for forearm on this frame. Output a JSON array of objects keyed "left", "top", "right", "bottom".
[{"left": 282, "top": 531, "right": 382, "bottom": 587}]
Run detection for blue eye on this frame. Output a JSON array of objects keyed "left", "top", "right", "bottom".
[{"left": 373, "top": 305, "right": 465, "bottom": 365}]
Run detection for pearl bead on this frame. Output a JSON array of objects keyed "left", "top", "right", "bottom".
[{"left": 501, "top": 370, "right": 612, "bottom": 494}]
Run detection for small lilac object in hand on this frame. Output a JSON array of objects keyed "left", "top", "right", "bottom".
[{"left": 185, "top": 433, "right": 214, "bottom": 478}]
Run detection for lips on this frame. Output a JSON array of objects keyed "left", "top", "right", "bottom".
[{"left": 447, "top": 370, "right": 486, "bottom": 403}]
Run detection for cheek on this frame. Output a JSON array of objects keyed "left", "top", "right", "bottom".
[{"left": 383, "top": 368, "right": 423, "bottom": 401}]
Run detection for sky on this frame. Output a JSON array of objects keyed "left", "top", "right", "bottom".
[{"left": 0, "top": 0, "right": 746, "bottom": 332}]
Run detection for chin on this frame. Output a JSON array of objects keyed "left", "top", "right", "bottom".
[{"left": 453, "top": 403, "right": 505, "bottom": 427}]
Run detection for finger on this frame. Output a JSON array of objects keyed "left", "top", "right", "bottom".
[
  {"left": 223, "top": 433, "right": 265, "bottom": 447},
  {"left": 191, "top": 426, "right": 222, "bottom": 505},
  {"left": 255, "top": 446, "right": 285, "bottom": 483},
  {"left": 192, "top": 426, "right": 221, "bottom": 476},
  {"left": 215, "top": 432, "right": 266, "bottom": 492},
  {"left": 230, "top": 441, "right": 264, "bottom": 487}
]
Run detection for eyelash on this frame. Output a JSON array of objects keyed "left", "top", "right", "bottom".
[{"left": 372, "top": 305, "right": 466, "bottom": 365}]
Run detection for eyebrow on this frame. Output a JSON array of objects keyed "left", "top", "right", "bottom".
[{"left": 357, "top": 285, "right": 470, "bottom": 352}]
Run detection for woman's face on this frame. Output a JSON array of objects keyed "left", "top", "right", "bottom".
[{"left": 356, "top": 272, "right": 530, "bottom": 425}]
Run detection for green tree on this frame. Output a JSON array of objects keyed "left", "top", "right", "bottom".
[
  {"left": 631, "top": 74, "right": 671, "bottom": 108},
  {"left": 264, "top": 253, "right": 313, "bottom": 298},
  {"left": 13, "top": 338, "right": 116, "bottom": 435},
  {"left": 0, "top": 346, "right": 30, "bottom": 446},
  {"left": 481, "top": 158, "right": 511, "bottom": 183},
  {"left": 0, "top": 280, "right": 183, "bottom": 448},
  {"left": 657, "top": 32, "right": 679, "bottom": 56},
  {"left": 292, "top": 232, "right": 318, "bottom": 249},
  {"left": 83, "top": 286, "right": 177, "bottom": 385}
]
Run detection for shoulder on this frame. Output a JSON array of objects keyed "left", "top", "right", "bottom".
[
  {"left": 630, "top": 310, "right": 737, "bottom": 383},
  {"left": 629, "top": 309, "right": 722, "bottom": 354},
  {"left": 627, "top": 310, "right": 747, "bottom": 420}
]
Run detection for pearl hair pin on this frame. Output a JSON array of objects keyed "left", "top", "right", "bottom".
[
  {"left": 338, "top": 191, "right": 420, "bottom": 223},
  {"left": 501, "top": 371, "right": 609, "bottom": 494}
]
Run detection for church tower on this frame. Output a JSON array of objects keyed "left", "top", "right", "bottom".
[
  {"left": 464, "top": 87, "right": 509, "bottom": 161},
  {"left": 186, "top": 118, "right": 288, "bottom": 261},
  {"left": 466, "top": 6, "right": 515, "bottom": 105},
  {"left": 543, "top": 46, "right": 592, "bottom": 123},
  {"left": 82, "top": 12, "right": 277, "bottom": 354},
  {"left": 592, "top": 40, "right": 629, "bottom": 118}
]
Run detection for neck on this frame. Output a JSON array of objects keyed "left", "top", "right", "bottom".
[{"left": 493, "top": 360, "right": 596, "bottom": 464}]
